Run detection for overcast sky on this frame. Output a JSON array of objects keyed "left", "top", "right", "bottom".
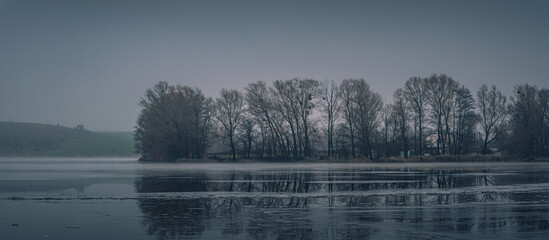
[{"left": 1, "top": 0, "right": 548, "bottom": 131}]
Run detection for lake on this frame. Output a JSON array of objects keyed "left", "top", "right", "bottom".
[{"left": 1, "top": 158, "right": 549, "bottom": 239}]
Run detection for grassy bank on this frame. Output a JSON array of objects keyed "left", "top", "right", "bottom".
[
  {"left": 371, "top": 155, "right": 549, "bottom": 163},
  {"left": 0, "top": 121, "right": 136, "bottom": 157}
]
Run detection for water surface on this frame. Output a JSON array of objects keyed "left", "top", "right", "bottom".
[{"left": 1, "top": 158, "right": 549, "bottom": 239}]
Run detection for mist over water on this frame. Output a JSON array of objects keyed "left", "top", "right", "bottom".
[{"left": 1, "top": 158, "right": 549, "bottom": 239}]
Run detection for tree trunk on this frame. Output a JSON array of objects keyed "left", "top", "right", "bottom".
[
  {"left": 419, "top": 110, "right": 423, "bottom": 156},
  {"left": 230, "top": 133, "right": 236, "bottom": 161},
  {"left": 482, "top": 129, "right": 489, "bottom": 154}
]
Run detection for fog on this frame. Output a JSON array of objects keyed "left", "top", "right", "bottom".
[{"left": 1, "top": 0, "right": 548, "bottom": 131}]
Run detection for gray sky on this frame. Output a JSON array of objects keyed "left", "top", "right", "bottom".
[{"left": 1, "top": 0, "right": 548, "bottom": 131}]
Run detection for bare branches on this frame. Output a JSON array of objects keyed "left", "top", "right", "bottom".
[
  {"left": 135, "top": 76, "right": 547, "bottom": 161},
  {"left": 477, "top": 84, "right": 507, "bottom": 154},
  {"left": 215, "top": 89, "right": 245, "bottom": 161},
  {"left": 318, "top": 80, "right": 341, "bottom": 157},
  {"left": 404, "top": 77, "right": 426, "bottom": 155},
  {"left": 135, "top": 82, "right": 212, "bottom": 161},
  {"left": 509, "top": 84, "right": 549, "bottom": 156},
  {"left": 392, "top": 88, "right": 409, "bottom": 157},
  {"left": 425, "top": 74, "right": 459, "bottom": 155}
]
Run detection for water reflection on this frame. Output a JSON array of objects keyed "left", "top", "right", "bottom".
[
  {"left": 139, "top": 198, "right": 208, "bottom": 239},
  {"left": 135, "top": 168, "right": 549, "bottom": 239}
]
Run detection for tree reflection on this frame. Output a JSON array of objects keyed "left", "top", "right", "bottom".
[
  {"left": 138, "top": 198, "right": 208, "bottom": 239},
  {"left": 136, "top": 175, "right": 209, "bottom": 239},
  {"left": 135, "top": 169, "right": 549, "bottom": 239}
]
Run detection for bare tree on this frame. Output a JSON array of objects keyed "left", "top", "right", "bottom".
[
  {"left": 238, "top": 117, "right": 255, "bottom": 159},
  {"left": 392, "top": 88, "right": 409, "bottom": 157},
  {"left": 318, "top": 80, "right": 341, "bottom": 157},
  {"left": 271, "top": 80, "right": 301, "bottom": 160},
  {"left": 246, "top": 81, "right": 286, "bottom": 159},
  {"left": 538, "top": 89, "right": 549, "bottom": 156},
  {"left": 425, "top": 74, "right": 458, "bottom": 154},
  {"left": 476, "top": 84, "right": 507, "bottom": 154},
  {"left": 404, "top": 77, "right": 427, "bottom": 155},
  {"left": 187, "top": 87, "right": 214, "bottom": 159},
  {"left": 509, "top": 84, "right": 549, "bottom": 157},
  {"left": 216, "top": 89, "right": 245, "bottom": 161},
  {"left": 351, "top": 79, "right": 383, "bottom": 159},
  {"left": 296, "top": 79, "right": 319, "bottom": 157},
  {"left": 339, "top": 79, "right": 357, "bottom": 158},
  {"left": 381, "top": 102, "right": 393, "bottom": 157},
  {"left": 453, "top": 85, "right": 477, "bottom": 154},
  {"left": 270, "top": 78, "right": 319, "bottom": 160},
  {"left": 135, "top": 81, "right": 212, "bottom": 161},
  {"left": 335, "top": 123, "right": 351, "bottom": 158}
]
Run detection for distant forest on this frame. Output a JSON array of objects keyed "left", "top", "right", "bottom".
[
  {"left": 0, "top": 122, "right": 135, "bottom": 157},
  {"left": 134, "top": 75, "right": 549, "bottom": 162}
]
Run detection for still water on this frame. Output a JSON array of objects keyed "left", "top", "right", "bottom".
[{"left": 1, "top": 158, "right": 549, "bottom": 239}]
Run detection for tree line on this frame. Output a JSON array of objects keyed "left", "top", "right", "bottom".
[{"left": 134, "top": 75, "right": 549, "bottom": 161}]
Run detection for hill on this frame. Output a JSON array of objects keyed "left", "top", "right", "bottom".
[{"left": 0, "top": 121, "right": 136, "bottom": 157}]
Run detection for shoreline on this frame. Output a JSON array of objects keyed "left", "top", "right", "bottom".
[
  {"left": 3, "top": 155, "right": 548, "bottom": 163},
  {"left": 144, "top": 155, "right": 549, "bottom": 163}
]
